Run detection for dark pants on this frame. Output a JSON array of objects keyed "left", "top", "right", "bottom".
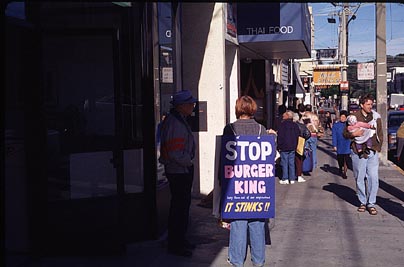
[
  {"left": 337, "top": 154, "right": 350, "bottom": 173},
  {"left": 295, "top": 153, "right": 303, "bottom": 176},
  {"left": 166, "top": 167, "right": 194, "bottom": 250}
]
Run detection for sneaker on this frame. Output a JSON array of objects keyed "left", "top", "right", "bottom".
[
  {"left": 279, "top": 180, "right": 289, "bottom": 185},
  {"left": 290, "top": 180, "right": 295, "bottom": 184},
  {"left": 297, "top": 176, "right": 306, "bottom": 183}
]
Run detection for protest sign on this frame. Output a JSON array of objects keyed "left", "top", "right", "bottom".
[{"left": 220, "top": 135, "right": 276, "bottom": 219}]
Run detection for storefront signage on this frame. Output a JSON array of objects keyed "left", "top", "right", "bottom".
[
  {"left": 158, "top": 3, "right": 172, "bottom": 45},
  {"left": 161, "top": 67, "right": 173, "bottom": 83},
  {"left": 316, "top": 48, "right": 338, "bottom": 61},
  {"left": 220, "top": 135, "right": 276, "bottom": 219},
  {"left": 245, "top": 26, "right": 294, "bottom": 35},
  {"left": 236, "top": 3, "right": 311, "bottom": 53},
  {"left": 340, "top": 81, "right": 349, "bottom": 91},
  {"left": 357, "top": 63, "right": 374, "bottom": 80},
  {"left": 226, "top": 3, "right": 237, "bottom": 38},
  {"left": 313, "top": 69, "right": 341, "bottom": 85}
]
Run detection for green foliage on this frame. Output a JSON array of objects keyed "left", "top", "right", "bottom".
[{"left": 320, "top": 86, "right": 339, "bottom": 98}]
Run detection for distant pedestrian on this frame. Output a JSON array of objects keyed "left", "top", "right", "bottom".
[
  {"left": 273, "top": 104, "right": 287, "bottom": 132},
  {"left": 332, "top": 110, "right": 351, "bottom": 179},
  {"left": 302, "top": 104, "right": 324, "bottom": 169},
  {"left": 277, "top": 110, "right": 300, "bottom": 184},
  {"left": 293, "top": 112, "right": 310, "bottom": 182},
  {"left": 343, "top": 94, "right": 383, "bottom": 216},
  {"left": 324, "top": 111, "right": 333, "bottom": 133},
  {"left": 396, "top": 121, "right": 404, "bottom": 168},
  {"left": 297, "top": 103, "right": 306, "bottom": 119}
]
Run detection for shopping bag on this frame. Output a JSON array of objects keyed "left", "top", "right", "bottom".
[
  {"left": 302, "top": 148, "right": 313, "bottom": 173},
  {"left": 296, "top": 136, "right": 305, "bottom": 156}
]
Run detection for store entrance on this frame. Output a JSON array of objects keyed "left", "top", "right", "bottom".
[
  {"left": 4, "top": 2, "right": 157, "bottom": 255},
  {"left": 41, "top": 29, "right": 126, "bottom": 254}
]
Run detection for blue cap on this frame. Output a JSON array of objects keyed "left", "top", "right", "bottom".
[{"left": 170, "top": 90, "right": 197, "bottom": 106}]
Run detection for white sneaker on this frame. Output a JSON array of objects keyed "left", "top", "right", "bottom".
[
  {"left": 297, "top": 176, "right": 306, "bottom": 183},
  {"left": 279, "top": 180, "right": 289, "bottom": 185},
  {"left": 290, "top": 180, "right": 295, "bottom": 184}
]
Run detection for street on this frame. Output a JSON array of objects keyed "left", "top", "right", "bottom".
[{"left": 6, "top": 133, "right": 404, "bottom": 267}]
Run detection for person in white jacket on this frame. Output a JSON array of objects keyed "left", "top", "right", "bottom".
[{"left": 159, "top": 90, "right": 197, "bottom": 257}]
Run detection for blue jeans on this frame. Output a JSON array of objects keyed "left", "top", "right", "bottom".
[
  {"left": 351, "top": 150, "right": 379, "bottom": 207},
  {"left": 305, "top": 136, "right": 318, "bottom": 168},
  {"left": 229, "top": 219, "right": 265, "bottom": 267},
  {"left": 280, "top": 151, "right": 296, "bottom": 181}
]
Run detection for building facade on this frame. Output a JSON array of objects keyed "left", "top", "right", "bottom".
[{"left": 4, "top": 2, "right": 311, "bottom": 255}]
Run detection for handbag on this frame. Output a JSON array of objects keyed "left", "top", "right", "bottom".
[{"left": 296, "top": 136, "right": 305, "bottom": 156}]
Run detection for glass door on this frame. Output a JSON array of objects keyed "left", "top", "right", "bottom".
[
  {"left": 41, "top": 29, "right": 128, "bottom": 253},
  {"left": 43, "top": 31, "right": 120, "bottom": 201}
]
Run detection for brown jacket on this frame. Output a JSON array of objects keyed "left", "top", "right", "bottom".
[{"left": 343, "top": 110, "right": 383, "bottom": 153}]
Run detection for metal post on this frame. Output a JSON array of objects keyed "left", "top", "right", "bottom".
[
  {"left": 340, "top": 4, "right": 349, "bottom": 111},
  {"left": 376, "top": 3, "right": 389, "bottom": 166},
  {"left": 171, "top": 2, "right": 182, "bottom": 91}
]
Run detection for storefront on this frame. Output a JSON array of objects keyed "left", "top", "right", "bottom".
[
  {"left": 236, "top": 3, "right": 311, "bottom": 125},
  {"left": 4, "top": 2, "right": 312, "bottom": 256},
  {"left": 4, "top": 2, "right": 171, "bottom": 255}
]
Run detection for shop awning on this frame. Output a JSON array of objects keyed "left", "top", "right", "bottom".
[{"left": 237, "top": 3, "right": 311, "bottom": 60}]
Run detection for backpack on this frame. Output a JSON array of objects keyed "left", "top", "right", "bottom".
[{"left": 297, "top": 122, "right": 311, "bottom": 140}]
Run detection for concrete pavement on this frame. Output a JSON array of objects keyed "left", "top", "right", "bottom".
[{"left": 6, "top": 133, "right": 404, "bottom": 267}]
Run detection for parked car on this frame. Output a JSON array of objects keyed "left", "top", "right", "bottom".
[
  {"left": 348, "top": 103, "right": 360, "bottom": 113},
  {"left": 388, "top": 110, "right": 404, "bottom": 161}
]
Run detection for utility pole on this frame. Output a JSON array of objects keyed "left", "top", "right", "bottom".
[
  {"left": 376, "top": 3, "right": 389, "bottom": 166},
  {"left": 340, "top": 4, "right": 349, "bottom": 111}
]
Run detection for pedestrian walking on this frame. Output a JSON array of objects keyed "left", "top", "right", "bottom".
[
  {"left": 293, "top": 112, "right": 310, "bottom": 182},
  {"left": 302, "top": 104, "right": 324, "bottom": 170},
  {"left": 332, "top": 110, "right": 351, "bottom": 179},
  {"left": 222, "top": 95, "right": 271, "bottom": 267},
  {"left": 277, "top": 110, "right": 300, "bottom": 184},
  {"left": 343, "top": 94, "right": 383, "bottom": 215},
  {"left": 324, "top": 111, "right": 333, "bottom": 134},
  {"left": 159, "top": 90, "right": 197, "bottom": 257}
]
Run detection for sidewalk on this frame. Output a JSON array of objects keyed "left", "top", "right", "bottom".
[{"left": 6, "top": 134, "right": 404, "bottom": 267}]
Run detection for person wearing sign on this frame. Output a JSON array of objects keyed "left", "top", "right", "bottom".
[
  {"left": 222, "top": 95, "right": 274, "bottom": 267},
  {"left": 343, "top": 94, "right": 383, "bottom": 216},
  {"left": 159, "top": 90, "right": 197, "bottom": 257}
]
